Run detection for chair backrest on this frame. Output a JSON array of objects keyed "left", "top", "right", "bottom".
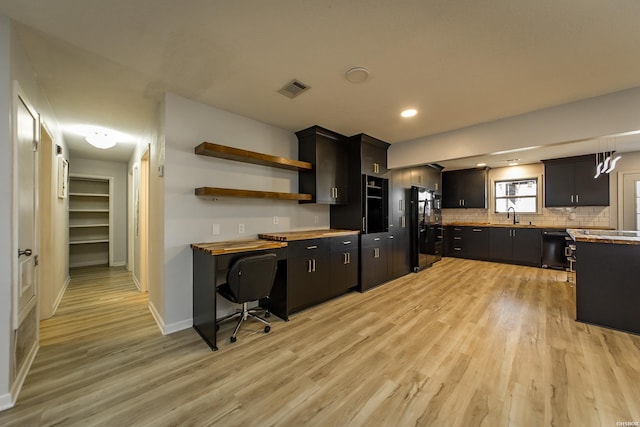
[{"left": 226, "top": 253, "right": 278, "bottom": 303}]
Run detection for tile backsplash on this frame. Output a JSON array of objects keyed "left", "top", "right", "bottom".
[{"left": 443, "top": 206, "right": 611, "bottom": 229}]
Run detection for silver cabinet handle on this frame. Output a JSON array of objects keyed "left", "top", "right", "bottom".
[
  {"left": 454, "top": 227, "right": 462, "bottom": 231},
  {"left": 571, "top": 195, "right": 574, "bottom": 203},
  {"left": 399, "top": 200, "right": 403, "bottom": 211},
  {"left": 343, "top": 253, "right": 348, "bottom": 264},
  {"left": 576, "top": 194, "right": 579, "bottom": 203},
  {"left": 513, "top": 229, "right": 516, "bottom": 237},
  {"left": 312, "top": 259, "right": 316, "bottom": 272},
  {"left": 401, "top": 215, "right": 406, "bottom": 228},
  {"left": 454, "top": 237, "right": 462, "bottom": 240},
  {"left": 462, "top": 199, "right": 465, "bottom": 206},
  {"left": 347, "top": 252, "right": 351, "bottom": 264},
  {"left": 306, "top": 245, "right": 317, "bottom": 250},
  {"left": 389, "top": 235, "right": 394, "bottom": 239},
  {"left": 374, "top": 237, "right": 380, "bottom": 241},
  {"left": 307, "top": 259, "right": 312, "bottom": 273},
  {"left": 362, "top": 217, "right": 366, "bottom": 232},
  {"left": 472, "top": 229, "right": 482, "bottom": 232},
  {"left": 454, "top": 248, "right": 462, "bottom": 251},
  {"left": 343, "top": 240, "right": 351, "bottom": 245}
]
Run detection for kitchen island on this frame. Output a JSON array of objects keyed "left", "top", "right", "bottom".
[{"left": 567, "top": 228, "right": 640, "bottom": 335}]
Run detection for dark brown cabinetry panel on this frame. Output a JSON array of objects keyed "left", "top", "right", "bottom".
[
  {"left": 488, "top": 227, "right": 540, "bottom": 266},
  {"left": 360, "top": 232, "right": 391, "bottom": 291},
  {"left": 287, "top": 239, "right": 330, "bottom": 313},
  {"left": 297, "top": 126, "right": 348, "bottom": 205},
  {"left": 543, "top": 154, "right": 609, "bottom": 207},
  {"left": 329, "top": 237, "right": 359, "bottom": 295},
  {"left": 442, "top": 168, "right": 488, "bottom": 209}
]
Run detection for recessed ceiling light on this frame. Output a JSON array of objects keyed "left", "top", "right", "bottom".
[
  {"left": 345, "top": 67, "right": 369, "bottom": 83},
  {"left": 401, "top": 109, "right": 417, "bottom": 118},
  {"left": 477, "top": 163, "right": 487, "bottom": 167}
]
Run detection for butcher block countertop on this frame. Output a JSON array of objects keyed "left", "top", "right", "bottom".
[
  {"left": 258, "top": 229, "right": 360, "bottom": 242},
  {"left": 567, "top": 229, "right": 640, "bottom": 245},
  {"left": 444, "top": 222, "right": 614, "bottom": 230},
  {"left": 191, "top": 239, "right": 287, "bottom": 255}
]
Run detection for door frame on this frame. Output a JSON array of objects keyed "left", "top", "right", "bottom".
[
  {"left": 12, "top": 81, "right": 40, "bottom": 329},
  {"left": 617, "top": 170, "right": 640, "bottom": 230}
]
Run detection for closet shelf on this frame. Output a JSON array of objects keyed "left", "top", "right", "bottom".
[
  {"left": 70, "top": 239, "right": 109, "bottom": 245},
  {"left": 69, "top": 224, "right": 109, "bottom": 228},
  {"left": 195, "top": 142, "right": 312, "bottom": 171},
  {"left": 69, "top": 192, "right": 109, "bottom": 197},
  {"left": 195, "top": 187, "right": 312, "bottom": 201},
  {"left": 69, "top": 209, "right": 110, "bottom": 213}
]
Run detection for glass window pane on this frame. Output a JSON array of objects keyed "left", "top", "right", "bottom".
[{"left": 494, "top": 178, "right": 538, "bottom": 213}]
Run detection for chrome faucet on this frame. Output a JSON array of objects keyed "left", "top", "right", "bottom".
[{"left": 507, "top": 207, "right": 518, "bottom": 225}]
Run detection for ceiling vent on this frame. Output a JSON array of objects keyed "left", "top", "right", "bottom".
[{"left": 278, "top": 79, "right": 310, "bottom": 99}]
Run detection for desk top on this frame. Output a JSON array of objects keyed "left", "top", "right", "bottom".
[
  {"left": 258, "top": 229, "right": 360, "bottom": 242},
  {"left": 191, "top": 239, "right": 288, "bottom": 255}
]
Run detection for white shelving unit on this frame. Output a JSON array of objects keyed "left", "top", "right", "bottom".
[{"left": 68, "top": 175, "right": 113, "bottom": 268}]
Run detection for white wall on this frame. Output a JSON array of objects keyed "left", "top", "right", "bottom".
[
  {"left": 69, "top": 158, "right": 128, "bottom": 266},
  {"left": 0, "top": 15, "right": 14, "bottom": 409},
  {"left": 389, "top": 87, "right": 640, "bottom": 168},
  {"left": 161, "top": 93, "right": 329, "bottom": 332}
]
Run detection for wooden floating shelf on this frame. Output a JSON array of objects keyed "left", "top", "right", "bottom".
[
  {"left": 195, "top": 142, "right": 312, "bottom": 172},
  {"left": 195, "top": 187, "right": 312, "bottom": 201}
]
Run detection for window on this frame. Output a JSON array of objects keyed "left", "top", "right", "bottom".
[{"left": 495, "top": 178, "right": 538, "bottom": 213}]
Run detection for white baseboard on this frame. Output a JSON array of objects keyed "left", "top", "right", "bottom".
[
  {"left": 0, "top": 392, "right": 14, "bottom": 412},
  {"left": 147, "top": 301, "right": 192, "bottom": 335},
  {"left": 132, "top": 274, "right": 141, "bottom": 291},
  {"left": 111, "top": 261, "right": 126, "bottom": 267},
  {"left": 7, "top": 341, "right": 39, "bottom": 411},
  {"left": 52, "top": 276, "right": 70, "bottom": 316}
]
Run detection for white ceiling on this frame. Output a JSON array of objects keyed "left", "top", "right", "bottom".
[{"left": 2, "top": 0, "right": 640, "bottom": 164}]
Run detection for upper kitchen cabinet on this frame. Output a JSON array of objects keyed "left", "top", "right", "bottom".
[
  {"left": 442, "top": 168, "right": 488, "bottom": 209},
  {"left": 354, "top": 134, "right": 389, "bottom": 177},
  {"left": 543, "top": 154, "right": 609, "bottom": 207},
  {"left": 296, "top": 126, "right": 348, "bottom": 204},
  {"left": 410, "top": 164, "right": 443, "bottom": 191}
]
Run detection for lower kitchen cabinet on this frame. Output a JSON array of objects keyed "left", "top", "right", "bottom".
[
  {"left": 488, "top": 227, "right": 540, "bottom": 266},
  {"left": 389, "top": 230, "right": 411, "bottom": 279},
  {"left": 287, "top": 239, "right": 330, "bottom": 313},
  {"left": 329, "top": 236, "right": 359, "bottom": 295},
  {"left": 446, "top": 226, "right": 489, "bottom": 260},
  {"left": 360, "top": 232, "right": 391, "bottom": 291}
]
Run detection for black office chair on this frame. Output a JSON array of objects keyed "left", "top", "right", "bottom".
[{"left": 216, "top": 253, "right": 277, "bottom": 343}]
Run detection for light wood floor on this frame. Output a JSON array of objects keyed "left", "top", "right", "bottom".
[{"left": 1, "top": 259, "right": 639, "bottom": 426}]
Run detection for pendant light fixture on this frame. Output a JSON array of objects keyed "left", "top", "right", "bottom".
[{"left": 594, "top": 136, "right": 622, "bottom": 178}]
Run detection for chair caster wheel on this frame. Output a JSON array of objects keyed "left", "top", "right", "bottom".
[
  {"left": 230, "top": 336, "right": 237, "bottom": 343},
  {"left": 264, "top": 325, "right": 271, "bottom": 333},
  {"left": 265, "top": 311, "right": 270, "bottom": 318}
]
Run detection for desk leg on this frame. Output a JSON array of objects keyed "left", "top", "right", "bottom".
[{"left": 193, "top": 250, "right": 218, "bottom": 350}]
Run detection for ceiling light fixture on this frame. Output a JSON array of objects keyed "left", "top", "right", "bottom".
[
  {"left": 401, "top": 109, "right": 417, "bottom": 118},
  {"left": 477, "top": 163, "right": 487, "bottom": 167},
  {"left": 345, "top": 67, "right": 369, "bottom": 83},
  {"left": 85, "top": 131, "right": 117, "bottom": 149}
]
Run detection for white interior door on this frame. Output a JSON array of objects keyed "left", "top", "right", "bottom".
[
  {"left": 15, "top": 90, "right": 39, "bottom": 328},
  {"left": 621, "top": 172, "right": 640, "bottom": 231}
]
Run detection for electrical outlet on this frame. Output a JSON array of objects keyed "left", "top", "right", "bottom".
[
  {"left": 212, "top": 224, "right": 220, "bottom": 235},
  {"left": 238, "top": 223, "right": 245, "bottom": 234},
  {"left": 273, "top": 216, "right": 279, "bottom": 225}
]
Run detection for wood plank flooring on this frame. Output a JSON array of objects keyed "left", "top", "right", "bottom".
[{"left": 1, "top": 259, "right": 639, "bottom": 426}]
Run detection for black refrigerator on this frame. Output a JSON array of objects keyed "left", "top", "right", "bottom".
[{"left": 410, "top": 186, "right": 443, "bottom": 272}]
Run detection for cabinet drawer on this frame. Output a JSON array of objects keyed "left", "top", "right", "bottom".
[
  {"left": 330, "top": 236, "right": 358, "bottom": 252},
  {"left": 287, "top": 238, "right": 328, "bottom": 255},
  {"left": 361, "top": 232, "right": 388, "bottom": 249}
]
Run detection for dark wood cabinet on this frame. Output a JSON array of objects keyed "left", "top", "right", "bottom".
[
  {"left": 360, "top": 232, "right": 391, "bottom": 291},
  {"left": 442, "top": 168, "right": 487, "bottom": 209},
  {"left": 488, "top": 227, "right": 540, "bottom": 266},
  {"left": 330, "top": 134, "right": 390, "bottom": 233},
  {"left": 297, "top": 126, "right": 348, "bottom": 204},
  {"left": 357, "top": 134, "right": 388, "bottom": 176},
  {"left": 410, "top": 164, "right": 443, "bottom": 191},
  {"left": 543, "top": 154, "right": 609, "bottom": 207},
  {"left": 287, "top": 239, "right": 330, "bottom": 312},
  {"left": 329, "top": 236, "right": 359, "bottom": 295},
  {"left": 446, "top": 226, "right": 489, "bottom": 259},
  {"left": 389, "top": 169, "right": 411, "bottom": 278}
]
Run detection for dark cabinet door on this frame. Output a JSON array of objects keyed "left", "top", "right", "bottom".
[
  {"left": 573, "top": 157, "right": 609, "bottom": 206},
  {"left": 442, "top": 169, "right": 486, "bottom": 208},
  {"left": 287, "top": 240, "right": 330, "bottom": 312},
  {"left": 544, "top": 155, "right": 610, "bottom": 207},
  {"left": 297, "top": 126, "right": 348, "bottom": 205},
  {"left": 361, "top": 141, "right": 388, "bottom": 177},
  {"left": 389, "top": 231, "right": 411, "bottom": 279},
  {"left": 489, "top": 228, "right": 513, "bottom": 262},
  {"left": 464, "top": 227, "right": 489, "bottom": 259},
  {"left": 329, "top": 237, "right": 359, "bottom": 295},
  {"left": 511, "top": 228, "right": 541, "bottom": 266},
  {"left": 544, "top": 161, "right": 575, "bottom": 207},
  {"left": 360, "top": 233, "right": 390, "bottom": 291}
]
